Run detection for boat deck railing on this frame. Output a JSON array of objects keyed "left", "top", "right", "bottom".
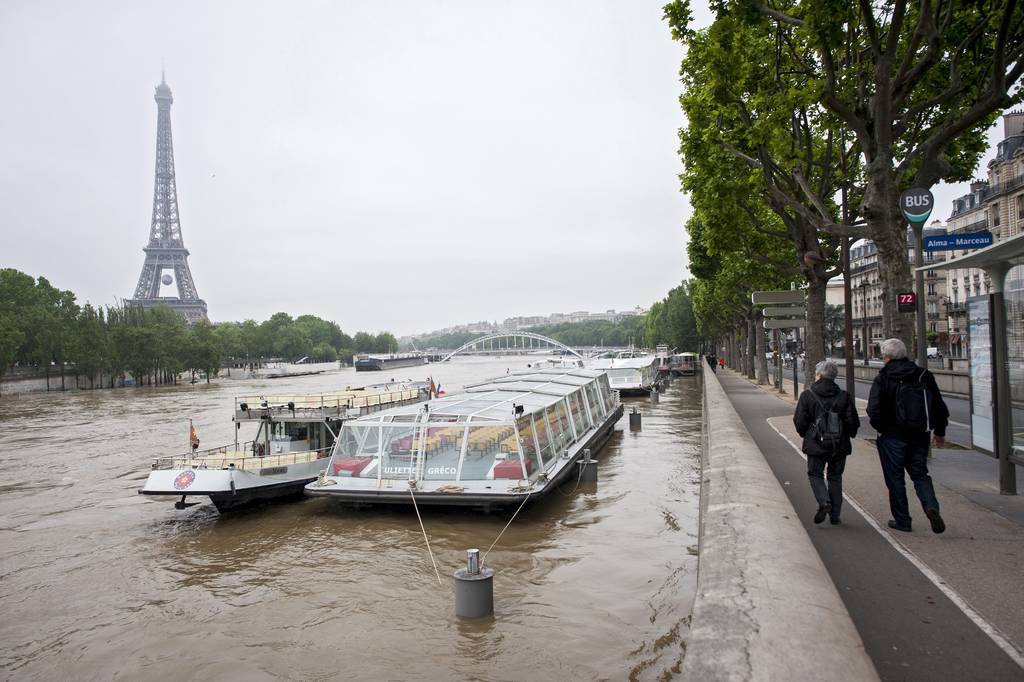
[
  {"left": 151, "top": 443, "right": 333, "bottom": 472},
  {"left": 234, "top": 388, "right": 427, "bottom": 420}
]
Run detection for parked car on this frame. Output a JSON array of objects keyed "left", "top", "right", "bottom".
[{"left": 927, "top": 347, "right": 941, "bottom": 359}]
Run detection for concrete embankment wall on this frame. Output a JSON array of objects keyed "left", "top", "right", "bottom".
[{"left": 682, "top": 365, "right": 877, "bottom": 681}]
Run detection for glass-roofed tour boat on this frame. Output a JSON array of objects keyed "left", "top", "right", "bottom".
[{"left": 305, "top": 369, "right": 623, "bottom": 508}]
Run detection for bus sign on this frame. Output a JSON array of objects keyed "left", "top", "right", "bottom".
[
  {"left": 900, "top": 188, "right": 934, "bottom": 224},
  {"left": 897, "top": 292, "right": 917, "bottom": 313}
]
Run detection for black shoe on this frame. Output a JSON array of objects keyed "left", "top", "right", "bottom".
[
  {"left": 926, "top": 509, "right": 946, "bottom": 534},
  {"left": 830, "top": 517, "right": 841, "bottom": 525},
  {"left": 814, "top": 504, "right": 831, "bottom": 524},
  {"left": 887, "top": 520, "right": 912, "bottom": 532}
]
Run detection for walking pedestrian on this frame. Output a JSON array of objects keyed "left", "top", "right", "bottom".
[
  {"left": 794, "top": 360, "right": 859, "bottom": 525},
  {"left": 867, "top": 338, "right": 950, "bottom": 534}
]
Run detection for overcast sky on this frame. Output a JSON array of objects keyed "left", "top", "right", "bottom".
[
  {"left": 0, "top": 2, "right": 1002, "bottom": 336},
  {"left": 0, "top": 1, "right": 716, "bottom": 336}
]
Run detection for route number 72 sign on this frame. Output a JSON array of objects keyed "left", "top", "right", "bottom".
[{"left": 897, "top": 292, "right": 917, "bottom": 313}]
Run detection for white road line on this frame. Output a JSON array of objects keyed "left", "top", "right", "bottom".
[{"left": 766, "top": 419, "right": 1024, "bottom": 670}]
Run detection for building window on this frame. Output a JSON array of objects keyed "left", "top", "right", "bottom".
[
  {"left": 928, "top": 283, "right": 936, "bottom": 295},
  {"left": 993, "top": 202, "right": 1001, "bottom": 227},
  {"left": 1017, "top": 194, "right": 1024, "bottom": 220}
]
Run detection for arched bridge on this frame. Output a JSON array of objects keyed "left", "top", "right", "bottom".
[{"left": 440, "top": 332, "right": 584, "bottom": 363}]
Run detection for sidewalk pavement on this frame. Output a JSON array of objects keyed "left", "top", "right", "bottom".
[{"left": 712, "top": 368, "right": 1024, "bottom": 681}]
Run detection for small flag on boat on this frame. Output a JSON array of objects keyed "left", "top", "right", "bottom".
[
  {"left": 429, "top": 377, "right": 436, "bottom": 397},
  {"left": 190, "top": 422, "right": 200, "bottom": 450},
  {"left": 435, "top": 382, "right": 446, "bottom": 397}
]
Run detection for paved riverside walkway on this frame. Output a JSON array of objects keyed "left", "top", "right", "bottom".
[{"left": 713, "top": 368, "right": 1024, "bottom": 681}]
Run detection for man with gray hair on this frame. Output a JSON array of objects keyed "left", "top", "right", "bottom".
[
  {"left": 867, "top": 338, "right": 950, "bottom": 533},
  {"left": 794, "top": 359, "right": 860, "bottom": 525}
]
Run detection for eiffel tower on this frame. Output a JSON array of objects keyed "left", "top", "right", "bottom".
[{"left": 128, "top": 74, "right": 208, "bottom": 324}]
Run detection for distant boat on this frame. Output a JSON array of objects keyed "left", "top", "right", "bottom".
[
  {"left": 354, "top": 352, "right": 427, "bottom": 372},
  {"left": 589, "top": 351, "right": 658, "bottom": 395},
  {"left": 670, "top": 352, "right": 697, "bottom": 376}
]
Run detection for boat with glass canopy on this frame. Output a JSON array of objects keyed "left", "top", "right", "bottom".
[
  {"left": 588, "top": 352, "right": 658, "bottom": 395},
  {"left": 141, "top": 383, "right": 429, "bottom": 512},
  {"left": 305, "top": 368, "right": 623, "bottom": 508}
]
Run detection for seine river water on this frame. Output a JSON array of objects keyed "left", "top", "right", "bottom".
[{"left": 0, "top": 357, "right": 701, "bottom": 681}]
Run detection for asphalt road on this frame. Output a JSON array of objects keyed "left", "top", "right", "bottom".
[{"left": 716, "top": 372, "right": 1022, "bottom": 681}]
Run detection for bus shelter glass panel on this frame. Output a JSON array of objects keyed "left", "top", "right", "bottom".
[
  {"left": 459, "top": 424, "right": 520, "bottom": 480},
  {"left": 421, "top": 424, "right": 464, "bottom": 481},
  {"left": 329, "top": 425, "right": 380, "bottom": 478},
  {"left": 517, "top": 416, "right": 541, "bottom": 476},
  {"left": 1006, "top": 265, "right": 1024, "bottom": 454},
  {"left": 380, "top": 423, "right": 420, "bottom": 479}
]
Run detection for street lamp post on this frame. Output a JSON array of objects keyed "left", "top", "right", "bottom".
[{"left": 860, "top": 280, "right": 870, "bottom": 366}]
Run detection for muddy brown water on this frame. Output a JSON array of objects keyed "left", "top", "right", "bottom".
[{"left": 0, "top": 357, "right": 701, "bottom": 681}]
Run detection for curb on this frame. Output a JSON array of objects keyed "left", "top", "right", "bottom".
[{"left": 681, "top": 363, "right": 877, "bottom": 681}]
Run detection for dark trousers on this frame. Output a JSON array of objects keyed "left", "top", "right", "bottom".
[
  {"left": 877, "top": 433, "right": 940, "bottom": 527},
  {"left": 807, "top": 455, "right": 846, "bottom": 518}
]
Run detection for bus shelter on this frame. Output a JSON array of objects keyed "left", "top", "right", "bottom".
[{"left": 919, "top": 232, "right": 1024, "bottom": 495}]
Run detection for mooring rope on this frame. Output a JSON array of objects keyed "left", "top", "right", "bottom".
[
  {"left": 483, "top": 490, "right": 533, "bottom": 563},
  {"left": 555, "top": 458, "right": 588, "bottom": 497},
  {"left": 408, "top": 486, "right": 443, "bottom": 587}
]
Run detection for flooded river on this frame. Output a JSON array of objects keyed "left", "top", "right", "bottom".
[{"left": 0, "top": 357, "right": 701, "bottom": 681}]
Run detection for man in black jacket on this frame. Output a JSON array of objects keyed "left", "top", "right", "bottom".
[
  {"left": 794, "top": 360, "right": 860, "bottom": 525},
  {"left": 867, "top": 338, "right": 950, "bottom": 534}
]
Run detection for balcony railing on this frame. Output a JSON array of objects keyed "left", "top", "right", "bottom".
[
  {"left": 950, "top": 218, "right": 989, "bottom": 235},
  {"left": 989, "top": 173, "right": 1024, "bottom": 197}
]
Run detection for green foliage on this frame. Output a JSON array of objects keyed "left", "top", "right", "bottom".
[
  {"left": 0, "top": 268, "right": 397, "bottom": 391},
  {"left": 644, "top": 282, "right": 701, "bottom": 351}
]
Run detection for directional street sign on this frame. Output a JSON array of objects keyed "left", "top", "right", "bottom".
[
  {"left": 924, "top": 231, "right": 994, "bottom": 251},
  {"left": 764, "top": 319, "right": 807, "bottom": 329},
  {"left": 763, "top": 306, "right": 807, "bottom": 318},
  {"left": 900, "top": 188, "right": 934, "bottom": 224},
  {"left": 751, "top": 290, "right": 805, "bottom": 305}
]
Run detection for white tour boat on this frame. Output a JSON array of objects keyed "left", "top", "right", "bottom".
[
  {"left": 141, "top": 383, "right": 429, "bottom": 512},
  {"left": 589, "top": 352, "right": 658, "bottom": 395},
  {"left": 305, "top": 368, "right": 623, "bottom": 509}
]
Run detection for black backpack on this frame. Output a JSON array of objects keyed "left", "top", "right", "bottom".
[
  {"left": 894, "top": 369, "right": 930, "bottom": 431},
  {"left": 810, "top": 391, "right": 843, "bottom": 451}
]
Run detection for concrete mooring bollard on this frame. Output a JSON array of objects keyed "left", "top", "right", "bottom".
[
  {"left": 629, "top": 407, "right": 642, "bottom": 430},
  {"left": 454, "top": 549, "right": 494, "bottom": 618},
  {"left": 650, "top": 388, "right": 659, "bottom": 403},
  {"left": 577, "top": 448, "right": 598, "bottom": 482}
]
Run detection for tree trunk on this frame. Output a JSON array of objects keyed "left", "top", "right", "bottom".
[
  {"left": 747, "top": 312, "right": 756, "bottom": 380},
  {"left": 755, "top": 310, "right": 768, "bottom": 384},
  {"left": 861, "top": 160, "right": 914, "bottom": 348},
  {"left": 804, "top": 275, "right": 828, "bottom": 390}
]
